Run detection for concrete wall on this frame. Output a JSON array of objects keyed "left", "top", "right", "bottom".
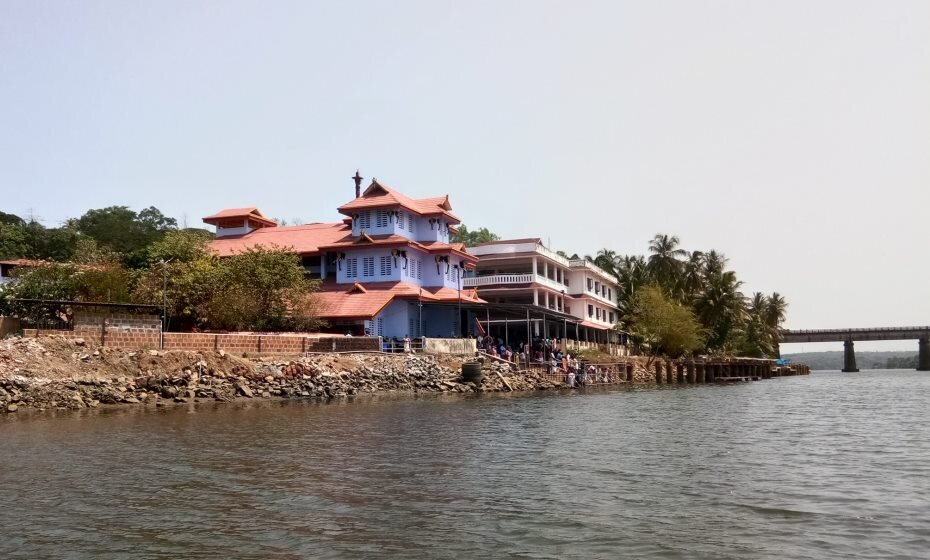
[{"left": 423, "top": 337, "right": 476, "bottom": 355}]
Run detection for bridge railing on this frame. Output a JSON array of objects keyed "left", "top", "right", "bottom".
[{"left": 782, "top": 326, "right": 930, "bottom": 335}]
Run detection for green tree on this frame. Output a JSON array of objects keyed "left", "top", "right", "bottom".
[
  {"left": 593, "top": 248, "right": 618, "bottom": 277},
  {"left": 627, "top": 285, "right": 705, "bottom": 358},
  {"left": 451, "top": 225, "right": 500, "bottom": 247},
  {"left": 694, "top": 270, "right": 746, "bottom": 352},
  {"left": 0, "top": 222, "right": 30, "bottom": 259},
  {"left": 206, "top": 247, "right": 322, "bottom": 332},
  {"left": 0, "top": 211, "right": 24, "bottom": 226},
  {"left": 647, "top": 234, "right": 686, "bottom": 292},
  {"left": 76, "top": 206, "right": 177, "bottom": 262}
]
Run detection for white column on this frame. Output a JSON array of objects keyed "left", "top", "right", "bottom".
[
  {"left": 320, "top": 253, "right": 327, "bottom": 280},
  {"left": 533, "top": 289, "right": 539, "bottom": 306},
  {"left": 544, "top": 292, "right": 550, "bottom": 309},
  {"left": 543, "top": 260, "right": 548, "bottom": 280},
  {"left": 532, "top": 257, "right": 538, "bottom": 275}
]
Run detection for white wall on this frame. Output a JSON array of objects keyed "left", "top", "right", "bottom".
[
  {"left": 375, "top": 300, "right": 412, "bottom": 338},
  {"left": 216, "top": 219, "right": 252, "bottom": 237}
]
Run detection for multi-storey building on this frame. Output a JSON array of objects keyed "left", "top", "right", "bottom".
[
  {"left": 205, "top": 176, "right": 483, "bottom": 338},
  {"left": 465, "top": 239, "right": 624, "bottom": 349}
]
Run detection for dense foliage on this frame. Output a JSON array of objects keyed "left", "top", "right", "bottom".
[
  {"left": 451, "top": 225, "right": 500, "bottom": 247},
  {"left": 595, "top": 234, "right": 788, "bottom": 358},
  {"left": 0, "top": 209, "right": 322, "bottom": 332}
]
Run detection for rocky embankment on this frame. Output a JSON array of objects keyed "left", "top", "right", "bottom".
[{"left": 0, "top": 336, "right": 561, "bottom": 413}]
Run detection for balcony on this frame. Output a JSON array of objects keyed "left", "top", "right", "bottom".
[{"left": 463, "top": 273, "right": 567, "bottom": 292}]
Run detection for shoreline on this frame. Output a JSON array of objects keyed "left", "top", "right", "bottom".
[{"left": 1, "top": 335, "right": 801, "bottom": 417}]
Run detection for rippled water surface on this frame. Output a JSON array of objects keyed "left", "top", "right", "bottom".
[{"left": 2, "top": 370, "right": 930, "bottom": 559}]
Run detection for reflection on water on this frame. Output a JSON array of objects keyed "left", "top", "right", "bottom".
[{"left": 2, "top": 371, "right": 929, "bottom": 559}]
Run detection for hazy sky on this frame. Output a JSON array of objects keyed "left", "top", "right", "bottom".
[{"left": 2, "top": 1, "right": 928, "bottom": 350}]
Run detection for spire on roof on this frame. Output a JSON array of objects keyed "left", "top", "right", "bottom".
[{"left": 352, "top": 170, "right": 363, "bottom": 199}]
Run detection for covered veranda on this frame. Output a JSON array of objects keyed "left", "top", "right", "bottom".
[{"left": 470, "top": 303, "right": 623, "bottom": 350}]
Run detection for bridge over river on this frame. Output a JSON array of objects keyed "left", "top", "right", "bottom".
[{"left": 780, "top": 327, "right": 930, "bottom": 372}]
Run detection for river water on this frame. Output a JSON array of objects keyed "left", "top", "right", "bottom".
[{"left": 1, "top": 370, "right": 929, "bottom": 559}]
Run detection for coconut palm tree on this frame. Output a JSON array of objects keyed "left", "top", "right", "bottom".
[
  {"left": 647, "top": 234, "right": 686, "bottom": 291},
  {"left": 764, "top": 292, "right": 788, "bottom": 330},
  {"left": 694, "top": 269, "right": 746, "bottom": 351},
  {"left": 678, "top": 250, "right": 705, "bottom": 303},
  {"left": 594, "top": 248, "right": 618, "bottom": 277},
  {"left": 703, "top": 250, "right": 727, "bottom": 277}
]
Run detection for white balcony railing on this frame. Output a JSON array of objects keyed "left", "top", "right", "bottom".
[
  {"left": 463, "top": 273, "right": 533, "bottom": 287},
  {"left": 463, "top": 273, "right": 566, "bottom": 292}
]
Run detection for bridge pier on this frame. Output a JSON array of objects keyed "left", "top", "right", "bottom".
[
  {"left": 842, "top": 340, "right": 859, "bottom": 373},
  {"left": 919, "top": 337, "right": 930, "bottom": 372}
]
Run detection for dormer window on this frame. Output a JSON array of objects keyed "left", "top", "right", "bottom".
[
  {"left": 375, "top": 210, "right": 389, "bottom": 228},
  {"left": 357, "top": 212, "right": 371, "bottom": 230}
]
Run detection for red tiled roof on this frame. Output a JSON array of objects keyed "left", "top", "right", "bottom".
[
  {"left": 203, "top": 207, "right": 278, "bottom": 227},
  {"left": 209, "top": 222, "right": 350, "bottom": 256},
  {"left": 314, "top": 280, "right": 485, "bottom": 319},
  {"left": 337, "top": 180, "right": 461, "bottom": 223},
  {"left": 319, "top": 235, "right": 478, "bottom": 263},
  {"left": 319, "top": 233, "right": 418, "bottom": 251}
]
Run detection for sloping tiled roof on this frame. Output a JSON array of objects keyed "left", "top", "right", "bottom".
[
  {"left": 318, "top": 235, "right": 477, "bottom": 263},
  {"left": 337, "top": 180, "right": 461, "bottom": 222},
  {"left": 209, "top": 222, "right": 350, "bottom": 256},
  {"left": 314, "top": 280, "right": 485, "bottom": 320},
  {"left": 203, "top": 207, "right": 278, "bottom": 227}
]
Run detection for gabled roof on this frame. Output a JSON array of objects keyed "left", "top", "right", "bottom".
[
  {"left": 337, "top": 180, "right": 461, "bottom": 223},
  {"left": 203, "top": 207, "right": 278, "bottom": 227},
  {"left": 209, "top": 222, "right": 351, "bottom": 256},
  {"left": 314, "top": 280, "right": 485, "bottom": 320},
  {"left": 318, "top": 234, "right": 478, "bottom": 263}
]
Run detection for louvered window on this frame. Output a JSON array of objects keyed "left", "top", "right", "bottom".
[
  {"left": 363, "top": 257, "right": 375, "bottom": 277},
  {"left": 380, "top": 256, "right": 391, "bottom": 276},
  {"left": 346, "top": 258, "right": 358, "bottom": 278},
  {"left": 357, "top": 212, "right": 370, "bottom": 230},
  {"left": 376, "top": 210, "right": 389, "bottom": 228}
]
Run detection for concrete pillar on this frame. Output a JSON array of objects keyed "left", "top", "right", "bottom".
[
  {"left": 842, "top": 340, "right": 860, "bottom": 372},
  {"left": 533, "top": 289, "right": 539, "bottom": 306},
  {"left": 626, "top": 362, "right": 634, "bottom": 383},
  {"left": 706, "top": 363, "right": 716, "bottom": 383},
  {"left": 543, "top": 261, "right": 548, "bottom": 280},
  {"left": 655, "top": 360, "right": 664, "bottom": 384},
  {"left": 532, "top": 257, "right": 538, "bottom": 275},
  {"left": 544, "top": 292, "right": 550, "bottom": 310},
  {"left": 686, "top": 360, "right": 695, "bottom": 384},
  {"left": 676, "top": 363, "right": 684, "bottom": 384},
  {"left": 666, "top": 360, "right": 674, "bottom": 384},
  {"left": 918, "top": 337, "right": 930, "bottom": 371},
  {"left": 696, "top": 362, "right": 705, "bottom": 383}
]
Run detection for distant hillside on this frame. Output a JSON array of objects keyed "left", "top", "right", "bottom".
[{"left": 782, "top": 351, "right": 918, "bottom": 371}]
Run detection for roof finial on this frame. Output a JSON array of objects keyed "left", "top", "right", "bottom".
[{"left": 352, "top": 170, "right": 363, "bottom": 198}]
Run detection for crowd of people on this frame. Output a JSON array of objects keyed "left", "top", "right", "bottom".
[{"left": 475, "top": 335, "right": 620, "bottom": 387}]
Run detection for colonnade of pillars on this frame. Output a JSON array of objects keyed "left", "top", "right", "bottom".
[{"left": 653, "top": 359, "right": 810, "bottom": 385}]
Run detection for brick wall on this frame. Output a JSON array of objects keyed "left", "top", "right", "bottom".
[{"left": 20, "top": 328, "right": 380, "bottom": 354}]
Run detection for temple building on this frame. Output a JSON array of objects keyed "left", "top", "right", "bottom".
[
  {"left": 204, "top": 173, "right": 483, "bottom": 338},
  {"left": 465, "top": 239, "right": 626, "bottom": 352}
]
